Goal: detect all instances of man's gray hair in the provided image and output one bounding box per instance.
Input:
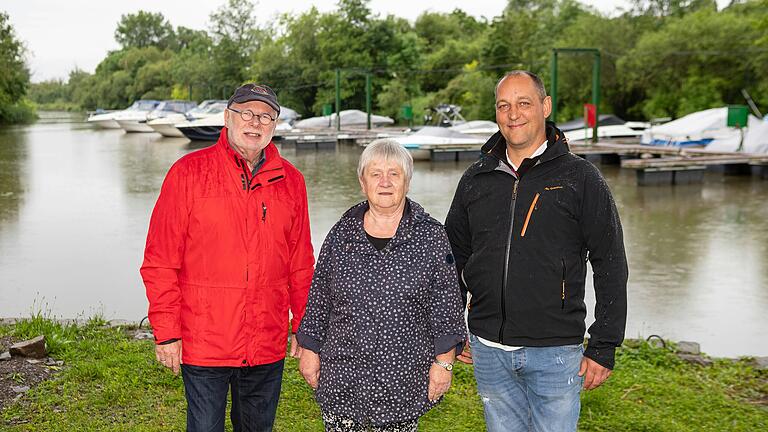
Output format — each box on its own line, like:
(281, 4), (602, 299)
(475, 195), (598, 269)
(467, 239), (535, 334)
(357, 138), (413, 184)
(495, 70), (547, 101)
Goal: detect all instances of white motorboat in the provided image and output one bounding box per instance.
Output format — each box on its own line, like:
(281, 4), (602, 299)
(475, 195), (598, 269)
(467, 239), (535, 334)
(149, 100), (227, 138)
(109, 100), (160, 132)
(86, 109), (122, 129)
(117, 100), (195, 133)
(393, 126), (487, 161)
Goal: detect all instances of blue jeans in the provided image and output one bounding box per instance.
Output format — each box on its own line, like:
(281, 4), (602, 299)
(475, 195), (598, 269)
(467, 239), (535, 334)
(181, 360), (284, 432)
(469, 333), (583, 432)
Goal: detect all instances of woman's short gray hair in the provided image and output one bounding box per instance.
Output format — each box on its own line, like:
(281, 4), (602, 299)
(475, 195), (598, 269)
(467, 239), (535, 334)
(357, 138), (413, 184)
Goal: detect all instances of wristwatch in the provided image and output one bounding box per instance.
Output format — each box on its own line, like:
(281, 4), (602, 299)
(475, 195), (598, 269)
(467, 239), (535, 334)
(434, 360), (453, 371)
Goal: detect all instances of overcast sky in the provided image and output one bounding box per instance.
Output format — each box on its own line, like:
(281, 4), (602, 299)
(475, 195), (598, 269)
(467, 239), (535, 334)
(2, 0), (718, 82)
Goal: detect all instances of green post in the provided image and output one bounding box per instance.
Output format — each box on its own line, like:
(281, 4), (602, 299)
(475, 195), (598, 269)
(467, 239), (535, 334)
(366, 73), (372, 130)
(335, 68), (341, 131)
(592, 52), (601, 144)
(550, 50), (558, 124)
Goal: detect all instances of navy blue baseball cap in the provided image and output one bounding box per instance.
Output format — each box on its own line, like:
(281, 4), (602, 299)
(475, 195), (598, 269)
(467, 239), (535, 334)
(228, 83), (280, 115)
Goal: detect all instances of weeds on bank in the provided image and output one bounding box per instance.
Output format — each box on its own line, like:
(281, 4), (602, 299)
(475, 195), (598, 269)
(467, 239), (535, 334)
(1, 315), (766, 431)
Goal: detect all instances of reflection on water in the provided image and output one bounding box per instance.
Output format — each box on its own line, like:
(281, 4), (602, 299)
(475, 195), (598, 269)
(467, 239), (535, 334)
(0, 113), (766, 358)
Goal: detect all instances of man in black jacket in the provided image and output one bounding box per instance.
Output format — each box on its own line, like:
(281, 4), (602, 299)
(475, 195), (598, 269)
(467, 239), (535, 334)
(445, 70), (628, 432)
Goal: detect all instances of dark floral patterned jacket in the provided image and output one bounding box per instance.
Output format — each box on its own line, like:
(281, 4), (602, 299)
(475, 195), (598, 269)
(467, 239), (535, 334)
(297, 198), (466, 426)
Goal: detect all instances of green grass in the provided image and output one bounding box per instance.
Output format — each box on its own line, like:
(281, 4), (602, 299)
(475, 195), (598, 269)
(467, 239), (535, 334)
(1, 317), (765, 431)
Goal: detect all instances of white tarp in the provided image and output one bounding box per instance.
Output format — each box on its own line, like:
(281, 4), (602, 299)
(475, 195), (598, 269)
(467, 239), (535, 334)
(707, 115), (768, 154)
(393, 126), (485, 149)
(294, 109), (394, 129)
(641, 107), (766, 153)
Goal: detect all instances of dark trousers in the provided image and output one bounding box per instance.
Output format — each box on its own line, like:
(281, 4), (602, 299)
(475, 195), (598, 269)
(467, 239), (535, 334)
(181, 360), (285, 432)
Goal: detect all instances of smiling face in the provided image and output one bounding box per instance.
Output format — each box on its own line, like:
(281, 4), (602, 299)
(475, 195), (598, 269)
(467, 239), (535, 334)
(224, 100), (278, 160)
(359, 158), (408, 212)
(495, 74), (552, 153)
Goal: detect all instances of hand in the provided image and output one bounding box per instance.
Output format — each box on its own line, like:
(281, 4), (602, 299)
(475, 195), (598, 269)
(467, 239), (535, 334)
(578, 356), (612, 390)
(289, 334), (303, 358)
(155, 340), (183, 376)
(428, 362), (453, 402)
(299, 349), (320, 389)
(456, 342), (473, 364)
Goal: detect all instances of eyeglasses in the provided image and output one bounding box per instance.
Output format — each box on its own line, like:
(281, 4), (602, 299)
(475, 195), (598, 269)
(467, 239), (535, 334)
(227, 108), (277, 125)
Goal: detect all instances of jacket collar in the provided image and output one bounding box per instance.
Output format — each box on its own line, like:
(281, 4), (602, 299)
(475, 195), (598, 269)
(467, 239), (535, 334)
(215, 127), (285, 189)
(340, 198), (431, 254)
(476, 122), (570, 175)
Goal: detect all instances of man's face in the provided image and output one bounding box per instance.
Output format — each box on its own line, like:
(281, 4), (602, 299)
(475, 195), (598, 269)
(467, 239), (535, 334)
(495, 75), (552, 150)
(225, 100), (278, 156)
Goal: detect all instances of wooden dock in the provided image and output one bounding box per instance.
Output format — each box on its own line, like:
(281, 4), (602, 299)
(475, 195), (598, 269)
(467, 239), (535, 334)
(569, 142), (768, 185)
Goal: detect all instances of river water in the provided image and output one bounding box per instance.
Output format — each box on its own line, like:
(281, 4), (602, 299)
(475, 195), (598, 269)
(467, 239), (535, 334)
(1, 112), (766, 358)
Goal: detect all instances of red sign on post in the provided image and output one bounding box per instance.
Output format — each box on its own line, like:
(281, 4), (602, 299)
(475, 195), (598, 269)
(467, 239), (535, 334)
(584, 103), (597, 128)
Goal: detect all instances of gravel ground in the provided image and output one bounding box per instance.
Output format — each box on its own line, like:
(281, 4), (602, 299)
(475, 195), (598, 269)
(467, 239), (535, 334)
(0, 336), (57, 409)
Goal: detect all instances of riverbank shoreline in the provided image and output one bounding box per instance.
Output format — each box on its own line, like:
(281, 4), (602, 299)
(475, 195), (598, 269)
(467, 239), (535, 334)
(1, 316), (766, 430)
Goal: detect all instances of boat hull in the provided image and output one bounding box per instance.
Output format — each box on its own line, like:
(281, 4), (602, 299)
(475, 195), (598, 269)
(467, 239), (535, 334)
(150, 123), (185, 138)
(117, 120), (155, 133)
(88, 119), (121, 129)
(178, 125), (223, 141)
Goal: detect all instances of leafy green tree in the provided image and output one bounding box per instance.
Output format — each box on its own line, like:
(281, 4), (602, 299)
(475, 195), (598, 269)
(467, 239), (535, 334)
(432, 61), (497, 121)
(114, 11), (175, 50)
(0, 10), (34, 123)
(208, 0), (260, 96)
(618, 5), (762, 118)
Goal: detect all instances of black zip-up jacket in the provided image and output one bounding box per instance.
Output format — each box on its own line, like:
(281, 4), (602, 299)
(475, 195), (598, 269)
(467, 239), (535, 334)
(445, 123), (628, 369)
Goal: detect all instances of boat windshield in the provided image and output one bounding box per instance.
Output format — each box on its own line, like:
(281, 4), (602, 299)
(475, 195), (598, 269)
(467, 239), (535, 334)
(203, 103), (227, 114)
(132, 100), (160, 111)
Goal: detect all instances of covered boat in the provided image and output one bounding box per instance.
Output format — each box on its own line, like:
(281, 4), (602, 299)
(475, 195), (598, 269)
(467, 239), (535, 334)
(293, 109), (394, 129)
(393, 126), (486, 161)
(641, 107), (765, 152)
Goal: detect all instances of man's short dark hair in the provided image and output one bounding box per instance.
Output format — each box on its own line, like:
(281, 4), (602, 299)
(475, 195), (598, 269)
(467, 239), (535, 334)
(495, 70), (547, 101)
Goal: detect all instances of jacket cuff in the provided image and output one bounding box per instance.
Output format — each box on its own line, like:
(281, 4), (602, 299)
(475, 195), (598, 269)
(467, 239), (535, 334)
(435, 334), (466, 356)
(584, 344), (616, 370)
(296, 332), (323, 354)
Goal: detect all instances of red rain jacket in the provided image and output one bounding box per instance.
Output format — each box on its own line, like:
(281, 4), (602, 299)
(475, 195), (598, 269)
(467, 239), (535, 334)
(141, 128), (314, 367)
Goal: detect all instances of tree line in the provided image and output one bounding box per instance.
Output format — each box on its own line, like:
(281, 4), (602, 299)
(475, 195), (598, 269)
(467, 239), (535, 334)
(4, 0), (768, 125)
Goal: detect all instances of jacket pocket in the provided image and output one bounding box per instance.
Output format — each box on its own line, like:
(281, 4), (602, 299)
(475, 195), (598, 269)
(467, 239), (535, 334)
(520, 193), (541, 237)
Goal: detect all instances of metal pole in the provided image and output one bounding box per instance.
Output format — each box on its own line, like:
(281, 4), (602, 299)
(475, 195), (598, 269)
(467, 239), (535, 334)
(335, 68), (341, 131)
(366, 73), (372, 130)
(550, 50), (558, 123)
(592, 51), (601, 144)
(188, 84), (192, 101)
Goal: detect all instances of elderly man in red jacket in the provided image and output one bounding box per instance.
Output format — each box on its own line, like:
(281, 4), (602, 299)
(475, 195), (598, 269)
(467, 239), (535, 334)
(141, 83), (314, 432)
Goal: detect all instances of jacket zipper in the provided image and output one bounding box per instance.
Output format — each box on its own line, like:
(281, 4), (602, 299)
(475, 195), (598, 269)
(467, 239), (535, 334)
(561, 258), (566, 309)
(520, 192), (540, 237)
(262, 202), (267, 222)
(500, 179), (519, 343)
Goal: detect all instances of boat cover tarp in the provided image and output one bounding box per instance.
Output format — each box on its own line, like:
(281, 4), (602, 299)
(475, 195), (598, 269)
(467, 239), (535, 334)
(557, 114), (625, 131)
(449, 120), (499, 134)
(294, 109), (394, 128)
(641, 107), (766, 152)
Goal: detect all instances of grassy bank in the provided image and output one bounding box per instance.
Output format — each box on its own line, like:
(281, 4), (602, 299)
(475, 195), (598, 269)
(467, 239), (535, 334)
(1, 317), (765, 431)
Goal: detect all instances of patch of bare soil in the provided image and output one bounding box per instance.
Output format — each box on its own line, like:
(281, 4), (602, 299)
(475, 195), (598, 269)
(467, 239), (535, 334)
(0, 336), (59, 409)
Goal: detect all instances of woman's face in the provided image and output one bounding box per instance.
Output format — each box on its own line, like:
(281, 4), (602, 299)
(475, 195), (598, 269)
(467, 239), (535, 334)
(359, 158), (408, 211)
